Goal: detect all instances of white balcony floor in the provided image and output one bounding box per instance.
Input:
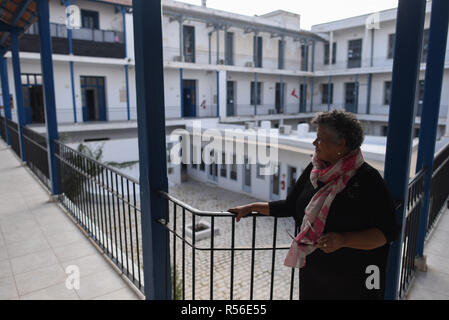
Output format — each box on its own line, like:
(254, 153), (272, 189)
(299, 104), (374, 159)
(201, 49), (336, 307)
(406, 207), (449, 300)
(0, 140), (141, 300)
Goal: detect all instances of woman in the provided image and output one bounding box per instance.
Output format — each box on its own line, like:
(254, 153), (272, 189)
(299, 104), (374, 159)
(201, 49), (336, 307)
(228, 110), (400, 300)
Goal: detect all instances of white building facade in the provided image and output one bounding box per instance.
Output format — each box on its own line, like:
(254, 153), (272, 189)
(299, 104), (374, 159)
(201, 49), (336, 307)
(1, 0), (448, 140)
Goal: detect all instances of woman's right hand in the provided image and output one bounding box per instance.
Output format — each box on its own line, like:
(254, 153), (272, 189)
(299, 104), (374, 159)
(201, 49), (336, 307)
(228, 204), (254, 222)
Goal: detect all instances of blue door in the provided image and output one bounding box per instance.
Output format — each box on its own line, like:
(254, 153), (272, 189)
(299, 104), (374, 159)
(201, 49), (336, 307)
(21, 74), (44, 124)
(345, 82), (358, 113)
(270, 163), (281, 200)
(81, 76), (107, 122)
(182, 80), (196, 117)
(242, 158), (251, 193)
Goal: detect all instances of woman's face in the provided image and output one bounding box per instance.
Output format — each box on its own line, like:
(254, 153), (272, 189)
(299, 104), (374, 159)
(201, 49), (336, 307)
(313, 126), (346, 165)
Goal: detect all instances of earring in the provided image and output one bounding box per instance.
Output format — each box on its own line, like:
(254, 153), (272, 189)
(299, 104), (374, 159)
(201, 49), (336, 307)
(337, 152), (341, 156)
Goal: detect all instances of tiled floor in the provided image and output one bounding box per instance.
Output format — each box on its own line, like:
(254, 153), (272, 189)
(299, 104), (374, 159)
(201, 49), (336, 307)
(406, 207), (449, 300)
(0, 140), (141, 300)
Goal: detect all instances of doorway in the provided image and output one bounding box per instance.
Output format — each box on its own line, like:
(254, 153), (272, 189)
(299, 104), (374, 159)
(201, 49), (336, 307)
(207, 150), (218, 183)
(300, 84), (307, 112)
(270, 163), (281, 200)
(182, 79), (196, 117)
(22, 74), (45, 124)
(287, 166), (297, 195)
(242, 157), (251, 193)
(226, 81), (235, 116)
(275, 82), (285, 114)
(345, 82), (358, 113)
(81, 76), (106, 122)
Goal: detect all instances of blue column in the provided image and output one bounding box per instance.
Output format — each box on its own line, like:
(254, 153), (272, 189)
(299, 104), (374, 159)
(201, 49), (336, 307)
(10, 32), (26, 162)
(280, 75), (284, 114)
(216, 71), (219, 117)
(310, 78), (314, 112)
(311, 40), (315, 72)
(65, 1), (77, 123)
(301, 76), (307, 113)
(132, 0), (171, 300)
(383, 0), (427, 300)
(180, 68), (183, 117)
(254, 72), (258, 115)
(122, 7), (131, 121)
(37, 0), (61, 195)
(0, 54), (11, 145)
(367, 74), (372, 114)
(415, 0), (449, 258)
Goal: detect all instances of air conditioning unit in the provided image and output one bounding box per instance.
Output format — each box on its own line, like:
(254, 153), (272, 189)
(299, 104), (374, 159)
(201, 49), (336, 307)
(245, 121), (256, 130)
(279, 125), (292, 135)
(245, 61), (254, 67)
(173, 56), (182, 62)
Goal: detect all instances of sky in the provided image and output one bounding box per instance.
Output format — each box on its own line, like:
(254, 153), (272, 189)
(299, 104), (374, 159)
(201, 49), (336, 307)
(176, 0), (399, 30)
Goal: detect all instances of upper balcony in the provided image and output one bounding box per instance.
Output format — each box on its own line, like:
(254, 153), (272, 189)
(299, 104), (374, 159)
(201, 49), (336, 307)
(19, 22), (125, 59)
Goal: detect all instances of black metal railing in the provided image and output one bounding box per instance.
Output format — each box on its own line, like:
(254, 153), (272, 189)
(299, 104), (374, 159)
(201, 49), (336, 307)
(7, 118), (20, 158)
(1, 124), (448, 300)
(54, 141), (144, 293)
(159, 191), (301, 300)
(398, 169), (426, 299)
(22, 126), (50, 190)
(428, 142), (449, 232)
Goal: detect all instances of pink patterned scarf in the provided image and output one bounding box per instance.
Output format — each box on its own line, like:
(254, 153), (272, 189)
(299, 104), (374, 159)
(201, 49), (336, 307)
(284, 148), (365, 268)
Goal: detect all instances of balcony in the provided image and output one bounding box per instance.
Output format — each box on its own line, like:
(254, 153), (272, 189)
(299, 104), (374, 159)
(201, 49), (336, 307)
(0, 135), (140, 300)
(19, 23), (125, 59)
(1, 116), (448, 300)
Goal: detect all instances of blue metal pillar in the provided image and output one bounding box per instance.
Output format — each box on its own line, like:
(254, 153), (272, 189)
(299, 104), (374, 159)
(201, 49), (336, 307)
(10, 32), (26, 162)
(65, 0), (77, 123)
(311, 40), (315, 72)
(367, 74), (372, 114)
(383, 0), (427, 300)
(299, 77), (307, 112)
(310, 78), (314, 113)
(37, 0), (61, 195)
(180, 68), (183, 117)
(0, 54), (11, 145)
(415, 0), (449, 258)
(132, 0), (171, 300)
(280, 75), (284, 114)
(254, 72), (258, 115)
(216, 71), (219, 117)
(121, 7), (131, 121)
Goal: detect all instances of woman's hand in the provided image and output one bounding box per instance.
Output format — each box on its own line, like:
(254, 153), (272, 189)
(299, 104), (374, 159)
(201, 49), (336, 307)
(228, 204), (254, 222)
(315, 232), (346, 253)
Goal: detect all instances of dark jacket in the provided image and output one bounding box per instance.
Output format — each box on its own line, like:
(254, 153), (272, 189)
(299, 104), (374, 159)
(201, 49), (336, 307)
(269, 161), (401, 300)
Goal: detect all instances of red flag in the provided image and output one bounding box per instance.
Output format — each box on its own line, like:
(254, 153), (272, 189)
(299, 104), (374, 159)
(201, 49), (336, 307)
(291, 89), (298, 99)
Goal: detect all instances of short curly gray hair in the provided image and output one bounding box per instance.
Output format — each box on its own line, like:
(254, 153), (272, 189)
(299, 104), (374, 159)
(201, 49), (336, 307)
(311, 110), (364, 150)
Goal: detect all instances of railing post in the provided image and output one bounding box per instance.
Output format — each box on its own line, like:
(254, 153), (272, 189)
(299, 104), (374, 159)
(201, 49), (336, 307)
(383, 0), (427, 300)
(0, 54), (11, 145)
(10, 31), (26, 162)
(415, 0), (449, 259)
(37, 0), (61, 196)
(132, 0), (171, 300)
